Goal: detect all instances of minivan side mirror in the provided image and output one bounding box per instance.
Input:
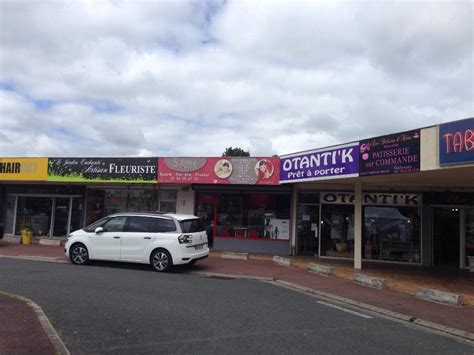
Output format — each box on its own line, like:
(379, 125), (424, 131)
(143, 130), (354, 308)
(95, 227), (104, 234)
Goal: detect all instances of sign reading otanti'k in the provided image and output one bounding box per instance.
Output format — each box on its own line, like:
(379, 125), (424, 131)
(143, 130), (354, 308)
(0, 158), (48, 181)
(279, 143), (359, 183)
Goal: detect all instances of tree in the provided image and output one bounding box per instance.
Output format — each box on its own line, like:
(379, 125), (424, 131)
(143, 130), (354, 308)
(222, 147), (250, 157)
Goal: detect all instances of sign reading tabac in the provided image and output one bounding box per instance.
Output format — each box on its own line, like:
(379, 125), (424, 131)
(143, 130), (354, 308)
(158, 157), (280, 185)
(48, 158), (158, 183)
(0, 158), (48, 181)
(359, 129), (420, 176)
(279, 143), (359, 183)
(439, 118), (474, 165)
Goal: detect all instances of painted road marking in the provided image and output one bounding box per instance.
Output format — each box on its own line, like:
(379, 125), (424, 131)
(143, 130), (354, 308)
(316, 300), (373, 319)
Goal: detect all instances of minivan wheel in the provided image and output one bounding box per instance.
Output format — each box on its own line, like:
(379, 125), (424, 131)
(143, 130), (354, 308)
(70, 244), (89, 265)
(151, 249), (172, 272)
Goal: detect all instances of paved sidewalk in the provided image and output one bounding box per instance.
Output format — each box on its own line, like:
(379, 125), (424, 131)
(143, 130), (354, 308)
(0, 294), (56, 355)
(1, 241), (473, 337)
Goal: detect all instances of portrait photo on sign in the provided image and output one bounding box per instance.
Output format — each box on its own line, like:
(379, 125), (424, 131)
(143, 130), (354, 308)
(214, 159), (233, 179)
(255, 159), (274, 180)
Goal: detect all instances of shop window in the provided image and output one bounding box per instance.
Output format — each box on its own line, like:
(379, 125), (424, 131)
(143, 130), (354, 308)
(4, 195), (16, 235)
(363, 206), (421, 263)
(320, 204), (354, 258)
(197, 192), (291, 241)
(466, 209), (474, 267)
(86, 188), (158, 225)
(159, 189), (177, 213)
(15, 196), (53, 237)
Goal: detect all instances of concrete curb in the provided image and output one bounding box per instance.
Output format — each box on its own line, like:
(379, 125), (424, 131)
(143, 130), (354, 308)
(308, 263), (334, 276)
(39, 238), (64, 246)
(194, 271), (275, 282)
(416, 287), (463, 307)
(2, 236), (21, 244)
(0, 254), (69, 264)
(270, 280), (474, 343)
(273, 255), (293, 267)
(353, 273), (388, 290)
(221, 251), (249, 260)
(0, 291), (70, 355)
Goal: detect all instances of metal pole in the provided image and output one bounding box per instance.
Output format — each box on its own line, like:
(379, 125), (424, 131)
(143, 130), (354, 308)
(354, 181), (362, 269)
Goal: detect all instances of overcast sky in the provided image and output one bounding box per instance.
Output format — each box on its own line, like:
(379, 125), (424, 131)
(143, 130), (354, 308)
(0, 0), (472, 158)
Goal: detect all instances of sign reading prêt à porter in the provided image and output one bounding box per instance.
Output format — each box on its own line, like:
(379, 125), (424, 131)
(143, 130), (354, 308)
(48, 158), (158, 183)
(279, 143), (359, 183)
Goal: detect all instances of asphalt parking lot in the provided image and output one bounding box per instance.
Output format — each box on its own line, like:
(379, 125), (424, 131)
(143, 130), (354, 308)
(0, 258), (472, 354)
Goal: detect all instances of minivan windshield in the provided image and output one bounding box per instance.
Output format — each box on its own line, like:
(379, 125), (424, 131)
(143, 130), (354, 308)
(179, 219), (205, 233)
(83, 217), (110, 233)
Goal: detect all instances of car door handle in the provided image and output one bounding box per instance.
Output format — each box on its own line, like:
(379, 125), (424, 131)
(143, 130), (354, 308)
(143, 237), (152, 240)
(113, 236), (121, 239)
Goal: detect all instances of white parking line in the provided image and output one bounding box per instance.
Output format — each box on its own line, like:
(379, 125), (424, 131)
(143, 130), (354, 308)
(316, 300), (373, 319)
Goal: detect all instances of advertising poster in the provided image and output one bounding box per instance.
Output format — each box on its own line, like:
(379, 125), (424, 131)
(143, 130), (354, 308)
(279, 143), (359, 183)
(47, 157), (158, 183)
(439, 117), (473, 165)
(158, 157), (280, 185)
(0, 158), (48, 181)
(359, 129), (420, 176)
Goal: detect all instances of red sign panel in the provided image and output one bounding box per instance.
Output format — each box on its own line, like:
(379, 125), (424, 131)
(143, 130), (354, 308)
(158, 157), (280, 185)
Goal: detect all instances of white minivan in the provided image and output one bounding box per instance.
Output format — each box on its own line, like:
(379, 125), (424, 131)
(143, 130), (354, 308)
(65, 212), (209, 272)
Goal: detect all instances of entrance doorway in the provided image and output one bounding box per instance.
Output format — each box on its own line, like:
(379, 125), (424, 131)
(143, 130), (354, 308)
(296, 204), (320, 256)
(196, 194), (218, 248)
(433, 207), (460, 267)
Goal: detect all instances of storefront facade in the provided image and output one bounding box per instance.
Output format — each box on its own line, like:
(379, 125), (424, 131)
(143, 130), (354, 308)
(1, 117), (473, 265)
(284, 118), (474, 269)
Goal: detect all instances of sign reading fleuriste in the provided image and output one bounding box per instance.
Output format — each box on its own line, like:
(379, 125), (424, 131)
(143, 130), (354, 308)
(359, 130), (420, 176)
(279, 143), (359, 183)
(439, 118), (474, 165)
(320, 192), (422, 206)
(47, 158), (158, 183)
(158, 157), (280, 185)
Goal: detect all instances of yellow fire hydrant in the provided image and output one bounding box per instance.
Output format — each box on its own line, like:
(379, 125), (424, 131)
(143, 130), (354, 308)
(21, 229), (32, 245)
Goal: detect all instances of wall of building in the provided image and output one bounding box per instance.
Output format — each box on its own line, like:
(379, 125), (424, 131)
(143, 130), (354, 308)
(214, 238), (289, 255)
(421, 126), (439, 171)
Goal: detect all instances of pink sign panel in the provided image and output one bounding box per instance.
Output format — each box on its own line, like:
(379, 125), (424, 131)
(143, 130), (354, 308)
(158, 157), (280, 185)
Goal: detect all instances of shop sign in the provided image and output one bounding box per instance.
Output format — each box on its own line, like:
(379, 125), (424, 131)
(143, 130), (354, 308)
(320, 192), (422, 206)
(0, 158), (48, 181)
(439, 118), (474, 165)
(47, 158), (158, 183)
(359, 129), (420, 176)
(279, 143), (359, 183)
(158, 157), (280, 185)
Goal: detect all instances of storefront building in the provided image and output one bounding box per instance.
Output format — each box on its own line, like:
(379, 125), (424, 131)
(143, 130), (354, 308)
(281, 117), (474, 270)
(1, 117), (472, 266)
(158, 157), (290, 255)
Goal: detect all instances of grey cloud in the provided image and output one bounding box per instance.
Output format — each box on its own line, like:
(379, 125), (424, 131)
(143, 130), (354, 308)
(0, 1), (472, 158)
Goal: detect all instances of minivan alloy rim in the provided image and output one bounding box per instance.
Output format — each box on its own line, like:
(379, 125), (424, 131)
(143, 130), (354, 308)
(153, 252), (168, 270)
(72, 246), (87, 264)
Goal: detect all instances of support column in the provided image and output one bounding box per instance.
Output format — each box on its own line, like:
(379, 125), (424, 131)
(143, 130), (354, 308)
(290, 187), (298, 256)
(460, 208), (466, 269)
(354, 181), (362, 269)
